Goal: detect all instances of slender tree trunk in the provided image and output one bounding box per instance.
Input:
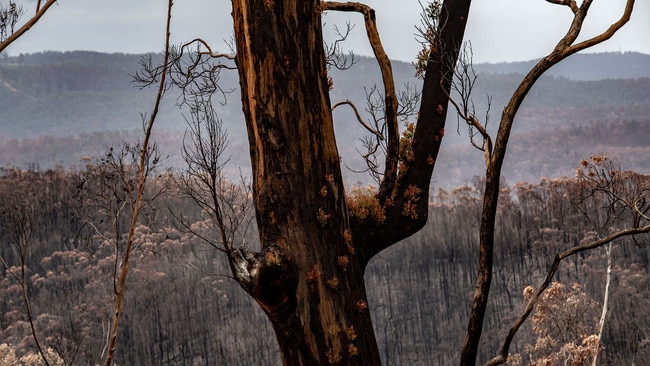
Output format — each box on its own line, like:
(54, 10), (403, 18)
(19, 248), (51, 366)
(463, 1), (635, 362)
(592, 242), (612, 366)
(231, 1), (380, 364)
(104, 2), (173, 364)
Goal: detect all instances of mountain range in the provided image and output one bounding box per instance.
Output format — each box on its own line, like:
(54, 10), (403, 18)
(0, 51), (649, 188)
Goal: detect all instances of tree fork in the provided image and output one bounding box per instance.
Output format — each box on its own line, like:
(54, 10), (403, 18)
(353, 0), (472, 264)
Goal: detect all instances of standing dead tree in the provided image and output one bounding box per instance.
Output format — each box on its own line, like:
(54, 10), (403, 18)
(100, 1), (174, 364)
(215, 1), (473, 364)
(176, 97), (256, 265)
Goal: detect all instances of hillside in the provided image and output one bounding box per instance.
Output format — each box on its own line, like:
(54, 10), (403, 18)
(1, 51), (649, 188)
(1, 168), (648, 364)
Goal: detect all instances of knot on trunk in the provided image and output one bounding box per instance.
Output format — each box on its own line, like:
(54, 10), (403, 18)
(230, 244), (297, 316)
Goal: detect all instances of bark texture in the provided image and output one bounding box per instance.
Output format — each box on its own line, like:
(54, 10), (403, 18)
(231, 1), (379, 364)
(230, 0), (471, 364)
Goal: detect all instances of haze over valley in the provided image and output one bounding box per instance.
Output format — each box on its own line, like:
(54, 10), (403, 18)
(1, 51), (649, 189)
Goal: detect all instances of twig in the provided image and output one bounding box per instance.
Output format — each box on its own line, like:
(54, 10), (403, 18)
(332, 99), (384, 140)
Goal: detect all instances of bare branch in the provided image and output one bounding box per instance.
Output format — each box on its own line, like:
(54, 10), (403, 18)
(175, 95), (256, 288)
(132, 38), (236, 108)
(324, 22), (357, 71)
(564, 0), (634, 56)
(439, 42), (493, 166)
(183, 37), (236, 59)
(350, 83), (421, 181)
(0, 0), (57, 53)
(322, 1), (399, 202)
(352, 85), (389, 182)
(332, 99), (383, 139)
(396, 83), (421, 119)
(546, 0), (579, 14)
(345, 136), (382, 184)
(0, 256), (19, 282)
(441, 76), (492, 166)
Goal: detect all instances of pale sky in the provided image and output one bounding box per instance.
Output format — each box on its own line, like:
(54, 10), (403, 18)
(4, 0), (649, 63)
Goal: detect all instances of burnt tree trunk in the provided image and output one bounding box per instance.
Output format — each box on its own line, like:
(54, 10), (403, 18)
(230, 0), (470, 364)
(231, 1), (380, 364)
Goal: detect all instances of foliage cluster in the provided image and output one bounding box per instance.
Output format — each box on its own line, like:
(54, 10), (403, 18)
(345, 184), (386, 225)
(521, 282), (600, 365)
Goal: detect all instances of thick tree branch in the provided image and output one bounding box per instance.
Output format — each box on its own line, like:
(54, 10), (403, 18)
(0, 0), (57, 53)
(485, 224), (650, 366)
(490, 1), (636, 166)
(564, 0), (634, 56)
(322, 1), (399, 202)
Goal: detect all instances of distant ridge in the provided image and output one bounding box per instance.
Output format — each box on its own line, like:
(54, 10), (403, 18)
(3, 50), (649, 81)
(1, 51), (648, 187)
(474, 51), (650, 80)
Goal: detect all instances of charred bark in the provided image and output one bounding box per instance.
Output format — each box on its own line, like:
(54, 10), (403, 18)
(231, 1), (380, 364)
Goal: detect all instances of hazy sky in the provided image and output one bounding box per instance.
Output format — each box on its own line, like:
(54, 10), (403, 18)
(5, 0), (649, 63)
